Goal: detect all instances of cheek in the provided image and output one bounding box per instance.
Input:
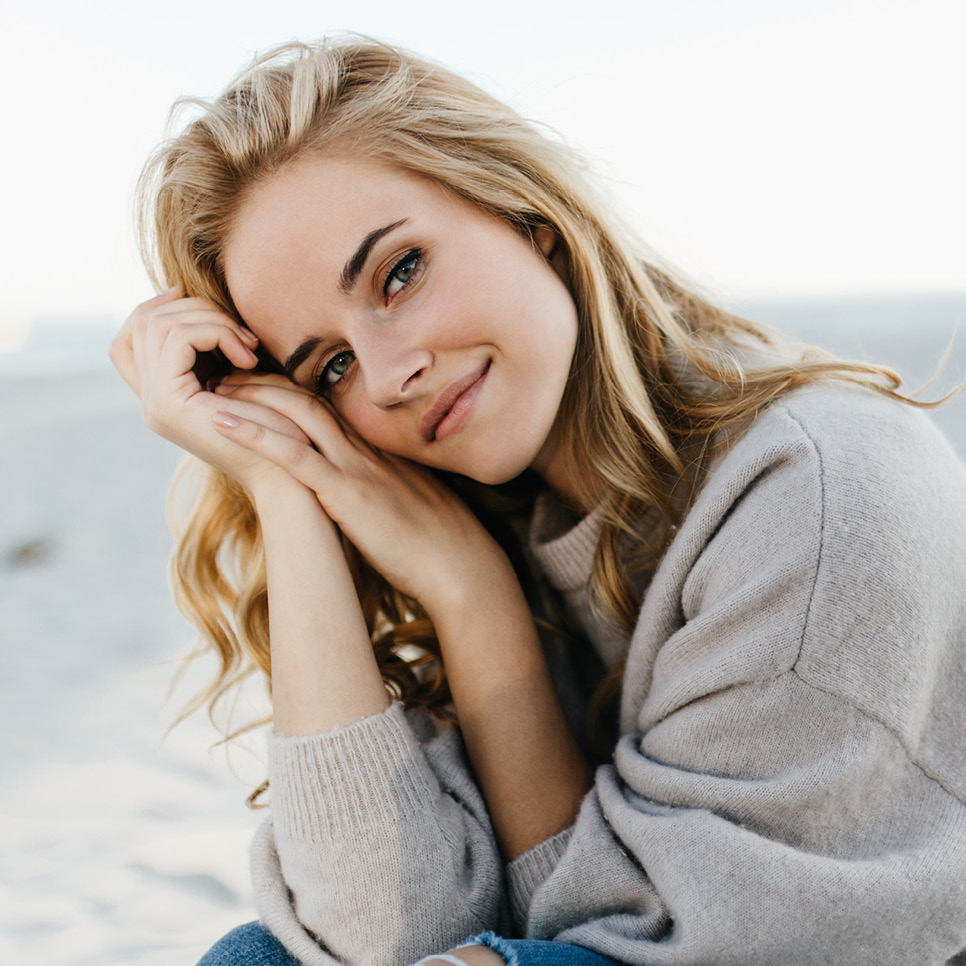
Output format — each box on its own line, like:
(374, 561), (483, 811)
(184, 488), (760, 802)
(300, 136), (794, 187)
(413, 282), (479, 347)
(335, 396), (407, 454)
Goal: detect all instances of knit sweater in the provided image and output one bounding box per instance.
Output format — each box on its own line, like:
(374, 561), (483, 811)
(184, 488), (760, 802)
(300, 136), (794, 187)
(249, 385), (966, 965)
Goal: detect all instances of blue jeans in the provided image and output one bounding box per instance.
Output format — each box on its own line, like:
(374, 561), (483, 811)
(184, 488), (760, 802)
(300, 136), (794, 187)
(196, 923), (622, 966)
(464, 931), (621, 966)
(196, 922), (302, 965)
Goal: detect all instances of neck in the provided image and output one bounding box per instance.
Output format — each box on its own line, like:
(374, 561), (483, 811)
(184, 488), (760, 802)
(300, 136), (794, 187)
(532, 445), (600, 515)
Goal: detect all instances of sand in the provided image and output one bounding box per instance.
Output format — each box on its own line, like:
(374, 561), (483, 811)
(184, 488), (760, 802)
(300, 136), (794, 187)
(0, 367), (264, 964)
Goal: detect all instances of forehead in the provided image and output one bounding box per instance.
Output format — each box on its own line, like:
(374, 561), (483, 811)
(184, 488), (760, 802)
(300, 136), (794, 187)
(223, 155), (441, 312)
(225, 157), (432, 253)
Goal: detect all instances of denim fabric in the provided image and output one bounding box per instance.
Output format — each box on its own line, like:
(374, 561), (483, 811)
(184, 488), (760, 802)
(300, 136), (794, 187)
(463, 931), (621, 966)
(196, 922), (304, 965)
(195, 923), (623, 966)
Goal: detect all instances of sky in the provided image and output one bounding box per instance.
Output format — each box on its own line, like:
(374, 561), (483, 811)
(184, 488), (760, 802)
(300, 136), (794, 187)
(1, 0), (963, 337)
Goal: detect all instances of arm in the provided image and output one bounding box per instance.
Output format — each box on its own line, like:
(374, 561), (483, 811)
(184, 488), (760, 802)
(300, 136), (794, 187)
(247, 477), (584, 962)
(212, 379), (593, 864)
(244, 476), (511, 965)
(250, 476), (513, 964)
(426, 565), (592, 861)
(251, 476), (389, 735)
(516, 394), (966, 963)
(111, 296), (509, 964)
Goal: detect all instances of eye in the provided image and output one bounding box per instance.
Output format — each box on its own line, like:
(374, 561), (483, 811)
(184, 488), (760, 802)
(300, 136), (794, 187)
(315, 350), (356, 394)
(383, 248), (422, 300)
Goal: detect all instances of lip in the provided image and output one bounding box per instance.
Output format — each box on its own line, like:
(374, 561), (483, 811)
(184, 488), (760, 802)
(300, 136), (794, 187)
(418, 360), (491, 442)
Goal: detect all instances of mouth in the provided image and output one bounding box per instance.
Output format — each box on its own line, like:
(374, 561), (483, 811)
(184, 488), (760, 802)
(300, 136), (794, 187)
(418, 360), (491, 443)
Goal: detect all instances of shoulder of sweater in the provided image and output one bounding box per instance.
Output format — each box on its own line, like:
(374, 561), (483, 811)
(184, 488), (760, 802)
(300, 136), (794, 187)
(704, 382), (963, 507)
(687, 382), (966, 617)
(676, 385), (966, 790)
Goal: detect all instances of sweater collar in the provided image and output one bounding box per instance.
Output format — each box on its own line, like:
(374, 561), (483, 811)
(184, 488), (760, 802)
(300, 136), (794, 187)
(528, 493), (606, 593)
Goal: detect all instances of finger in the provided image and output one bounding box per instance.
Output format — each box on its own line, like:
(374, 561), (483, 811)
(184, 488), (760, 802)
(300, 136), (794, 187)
(135, 293), (257, 357)
(212, 409), (338, 492)
(143, 306), (260, 363)
(147, 285), (183, 304)
(211, 382), (353, 456)
(113, 288), (257, 397)
(207, 394), (313, 444)
(109, 288), (182, 394)
(155, 321), (260, 388)
(216, 370), (306, 393)
(108, 321), (140, 394)
(213, 377), (314, 403)
(148, 302), (258, 340)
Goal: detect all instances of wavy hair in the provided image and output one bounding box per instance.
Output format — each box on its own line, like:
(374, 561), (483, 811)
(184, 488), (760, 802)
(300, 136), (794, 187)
(139, 36), (927, 779)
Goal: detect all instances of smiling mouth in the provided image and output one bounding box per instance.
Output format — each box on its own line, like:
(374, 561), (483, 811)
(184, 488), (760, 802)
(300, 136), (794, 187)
(419, 360), (491, 442)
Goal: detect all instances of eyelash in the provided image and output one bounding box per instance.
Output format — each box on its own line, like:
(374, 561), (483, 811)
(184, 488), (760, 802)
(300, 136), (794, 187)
(313, 248), (424, 396)
(383, 248), (422, 301)
(314, 349), (356, 395)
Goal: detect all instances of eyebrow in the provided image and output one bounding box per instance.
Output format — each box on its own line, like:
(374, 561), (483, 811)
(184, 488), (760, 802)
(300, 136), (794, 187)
(284, 336), (323, 382)
(338, 218), (408, 294)
(283, 219), (410, 381)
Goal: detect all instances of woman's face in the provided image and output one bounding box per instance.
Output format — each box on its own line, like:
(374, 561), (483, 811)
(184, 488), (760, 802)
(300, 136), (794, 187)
(223, 155), (579, 488)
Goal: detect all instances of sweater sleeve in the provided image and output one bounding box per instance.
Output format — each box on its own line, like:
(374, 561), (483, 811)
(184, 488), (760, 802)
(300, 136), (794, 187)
(250, 701), (507, 966)
(520, 391), (966, 965)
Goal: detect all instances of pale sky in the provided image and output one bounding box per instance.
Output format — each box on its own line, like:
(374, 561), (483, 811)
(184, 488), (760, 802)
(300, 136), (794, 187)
(1, 0), (963, 332)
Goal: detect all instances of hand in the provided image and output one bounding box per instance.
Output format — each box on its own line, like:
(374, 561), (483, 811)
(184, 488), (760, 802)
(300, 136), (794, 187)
(209, 377), (511, 611)
(109, 289), (312, 493)
(214, 381), (593, 859)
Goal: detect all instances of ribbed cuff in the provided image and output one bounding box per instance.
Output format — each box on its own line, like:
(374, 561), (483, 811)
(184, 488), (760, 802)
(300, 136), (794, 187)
(267, 702), (439, 843)
(505, 825), (573, 929)
(249, 819), (334, 966)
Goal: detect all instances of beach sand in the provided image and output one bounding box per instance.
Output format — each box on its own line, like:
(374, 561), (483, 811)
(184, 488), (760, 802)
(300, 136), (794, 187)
(1, 299), (963, 964)
(0, 369), (265, 964)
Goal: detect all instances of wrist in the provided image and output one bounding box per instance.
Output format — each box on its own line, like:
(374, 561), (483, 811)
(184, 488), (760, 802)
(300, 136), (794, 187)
(416, 534), (523, 627)
(248, 470), (314, 510)
(423, 546), (530, 638)
(249, 473), (343, 545)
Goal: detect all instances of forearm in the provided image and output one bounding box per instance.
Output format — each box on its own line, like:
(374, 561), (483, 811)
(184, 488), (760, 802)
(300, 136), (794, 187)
(428, 559), (593, 861)
(252, 478), (390, 735)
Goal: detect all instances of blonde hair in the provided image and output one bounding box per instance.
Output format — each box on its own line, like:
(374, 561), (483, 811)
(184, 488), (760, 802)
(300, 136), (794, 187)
(140, 36), (922, 773)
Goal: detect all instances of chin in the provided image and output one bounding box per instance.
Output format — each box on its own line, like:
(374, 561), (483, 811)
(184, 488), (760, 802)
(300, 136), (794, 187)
(457, 453), (536, 487)
(465, 469), (520, 487)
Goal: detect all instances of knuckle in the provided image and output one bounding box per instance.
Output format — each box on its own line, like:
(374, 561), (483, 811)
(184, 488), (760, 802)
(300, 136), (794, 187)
(141, 392), (173, 435)
(287, 439), (311, 467)
(132, 313), (151, 340)
(141, 404), (162, 434)
(248, 420), (267, 445)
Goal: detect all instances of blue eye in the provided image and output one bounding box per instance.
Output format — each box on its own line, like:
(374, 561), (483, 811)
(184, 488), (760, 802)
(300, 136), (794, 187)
(384, 249), (421, 299)
(315, 350), (356, 394)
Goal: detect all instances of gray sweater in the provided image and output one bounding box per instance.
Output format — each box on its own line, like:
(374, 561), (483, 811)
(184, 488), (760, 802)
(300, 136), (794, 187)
(250, 385), (966, 965)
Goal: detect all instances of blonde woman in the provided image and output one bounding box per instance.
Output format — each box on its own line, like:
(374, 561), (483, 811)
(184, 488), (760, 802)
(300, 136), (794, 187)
(110, 37), (966, 966)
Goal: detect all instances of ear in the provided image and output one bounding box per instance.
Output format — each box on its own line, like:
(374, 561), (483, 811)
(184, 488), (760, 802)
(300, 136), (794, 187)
(533, 224), (570, 287)
(533, 224), (559, 260)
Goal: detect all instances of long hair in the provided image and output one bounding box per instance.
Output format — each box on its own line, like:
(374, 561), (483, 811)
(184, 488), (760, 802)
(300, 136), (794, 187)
(139, 36), (921, 769)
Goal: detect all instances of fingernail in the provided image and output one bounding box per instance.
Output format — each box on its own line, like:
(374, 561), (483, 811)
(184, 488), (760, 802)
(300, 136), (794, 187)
(214, 383), (238, 395)
(213, 412), (239, 428)
(239, 325), (259, 344)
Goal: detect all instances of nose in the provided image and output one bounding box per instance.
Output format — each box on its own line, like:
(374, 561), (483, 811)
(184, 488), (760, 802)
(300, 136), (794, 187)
(359, 339), (434, 408)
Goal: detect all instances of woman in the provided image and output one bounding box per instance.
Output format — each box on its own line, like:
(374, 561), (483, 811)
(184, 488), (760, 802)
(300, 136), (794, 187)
(110, 36), (966, 966)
